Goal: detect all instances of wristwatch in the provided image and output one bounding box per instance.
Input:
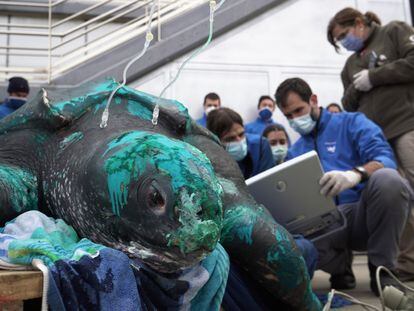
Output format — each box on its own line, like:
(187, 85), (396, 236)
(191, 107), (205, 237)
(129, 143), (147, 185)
(353, 166), (369, 182)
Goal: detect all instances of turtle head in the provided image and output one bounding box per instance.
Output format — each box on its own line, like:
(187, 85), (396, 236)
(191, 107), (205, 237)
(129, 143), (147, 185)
(90, 130), (223, 272)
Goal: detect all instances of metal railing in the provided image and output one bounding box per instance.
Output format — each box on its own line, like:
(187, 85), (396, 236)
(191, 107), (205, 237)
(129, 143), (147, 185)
(0, 0), (206, 84)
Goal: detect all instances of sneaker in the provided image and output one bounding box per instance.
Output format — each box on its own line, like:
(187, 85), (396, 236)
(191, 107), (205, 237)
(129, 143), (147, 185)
(330, 271), (356, 290)
(369, 262), (405, 297)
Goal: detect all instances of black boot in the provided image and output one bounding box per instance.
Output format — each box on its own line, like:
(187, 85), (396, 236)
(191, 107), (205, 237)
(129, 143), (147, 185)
(368, 262), (405, 297)
(330, 249), (356, 290)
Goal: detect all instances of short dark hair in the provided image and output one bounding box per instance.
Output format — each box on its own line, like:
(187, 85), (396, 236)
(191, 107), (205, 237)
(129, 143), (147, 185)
(275, 78), (313, 108)
(206, 107), (243, 139)
(262, 124), (288, 138)
(257, 95), (275, 109)
(327, 103), (343, 112)
(203, 92), (221, 106)
(7, 76), (29, 94)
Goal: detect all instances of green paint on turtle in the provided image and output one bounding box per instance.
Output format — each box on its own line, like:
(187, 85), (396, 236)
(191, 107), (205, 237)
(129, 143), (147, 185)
(167, 189), (221, 254)
(59, 132), (84, 151)
(127, 100), (153, 121)
(0, 165), (38, 213)
(221, 205), (264, 245)
(102, 130), (223, 253)
(103, 130), (222, 211)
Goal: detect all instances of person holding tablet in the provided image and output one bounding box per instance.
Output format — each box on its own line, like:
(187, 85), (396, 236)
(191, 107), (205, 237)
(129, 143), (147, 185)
(275, 77), (412, 296)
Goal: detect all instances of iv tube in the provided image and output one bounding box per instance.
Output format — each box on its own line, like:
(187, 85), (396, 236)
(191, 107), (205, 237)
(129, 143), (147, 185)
(100, 0), (157, 128)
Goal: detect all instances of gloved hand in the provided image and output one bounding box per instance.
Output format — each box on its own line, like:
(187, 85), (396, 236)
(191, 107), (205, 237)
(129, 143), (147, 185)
(353, 69), (373, 91)
(319, 170), (361, 197)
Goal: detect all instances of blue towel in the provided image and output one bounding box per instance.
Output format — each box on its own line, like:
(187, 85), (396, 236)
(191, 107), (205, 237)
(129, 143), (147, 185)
(1, 211), (230, 311)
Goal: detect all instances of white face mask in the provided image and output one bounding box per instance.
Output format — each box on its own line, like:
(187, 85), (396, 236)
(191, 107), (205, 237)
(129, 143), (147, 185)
(224, 138), (248, 161)
(288, 113), (316, 135)
(271, 144), (288, 163)
(205, 106), (217, 115)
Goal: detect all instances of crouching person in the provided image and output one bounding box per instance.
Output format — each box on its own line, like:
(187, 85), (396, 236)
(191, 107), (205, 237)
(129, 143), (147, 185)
(275, 77), (412, 296)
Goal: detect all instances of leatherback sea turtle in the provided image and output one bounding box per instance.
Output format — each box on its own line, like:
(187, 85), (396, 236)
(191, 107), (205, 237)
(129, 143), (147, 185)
(0, 79), (320, 310)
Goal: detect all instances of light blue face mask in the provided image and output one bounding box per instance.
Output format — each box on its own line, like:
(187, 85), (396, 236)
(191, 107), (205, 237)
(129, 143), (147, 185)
(271, 145), (288, 164)
(225, 138), (248, 161)
(288, 113), (316, 135)
(340, 32), (364, 52)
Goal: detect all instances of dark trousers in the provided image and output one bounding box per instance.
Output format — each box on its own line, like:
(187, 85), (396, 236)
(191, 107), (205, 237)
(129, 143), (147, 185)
(315, 168), (412, 274)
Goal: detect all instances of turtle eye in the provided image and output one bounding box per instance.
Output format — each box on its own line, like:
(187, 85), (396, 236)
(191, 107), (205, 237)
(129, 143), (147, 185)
(145, 182), (166, 216)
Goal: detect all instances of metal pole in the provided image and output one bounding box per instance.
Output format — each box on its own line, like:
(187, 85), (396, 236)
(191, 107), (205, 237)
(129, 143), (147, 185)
(158, 0), (161, 41)
(48, 0), (52, 83)
(410, 0), (414, 26)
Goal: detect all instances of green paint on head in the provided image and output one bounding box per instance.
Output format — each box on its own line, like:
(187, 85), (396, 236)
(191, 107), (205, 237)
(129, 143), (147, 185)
(103, 131), (223, 253)
(167, 189), (221, 254)
(0, 165), (38, 213)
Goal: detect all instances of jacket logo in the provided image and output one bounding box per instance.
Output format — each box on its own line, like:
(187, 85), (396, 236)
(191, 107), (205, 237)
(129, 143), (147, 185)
(325, 142), (336, 154)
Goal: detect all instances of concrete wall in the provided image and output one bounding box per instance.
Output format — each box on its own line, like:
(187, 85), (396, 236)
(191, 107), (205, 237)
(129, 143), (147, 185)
(131, 0), (412, 142)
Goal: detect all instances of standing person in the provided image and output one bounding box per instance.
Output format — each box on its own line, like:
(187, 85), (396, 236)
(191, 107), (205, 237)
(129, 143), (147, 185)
(196, 92), (221, 127)
(262, 124), (290, 165)
(327, 7), (414, 279)
(245, 95), (283, 136)
(206, 107), (274, 179)
(0, 77), (30, 119)
(326, 103), (342, 113)
(275, 77), (411, 295)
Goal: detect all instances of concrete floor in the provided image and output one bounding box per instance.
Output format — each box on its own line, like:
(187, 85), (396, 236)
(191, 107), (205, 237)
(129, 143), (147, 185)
(312, 254), (414, 310)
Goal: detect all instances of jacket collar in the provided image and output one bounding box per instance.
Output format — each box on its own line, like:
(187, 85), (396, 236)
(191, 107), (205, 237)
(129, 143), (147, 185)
(255, 117), (274, 124)
(360, 22), (379, 55)
(309, 108), (331, 138)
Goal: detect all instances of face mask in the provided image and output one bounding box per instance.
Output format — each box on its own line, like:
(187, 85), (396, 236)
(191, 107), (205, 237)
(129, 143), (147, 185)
(288, 113), (316, 135)
(225, 138), (248, 161)
(258, 107), (273, 121)
(271, 145), (288, 163)
(6, 97), (27, 109)
(205, 106), (217, 115)
(340, 32), (364, 52)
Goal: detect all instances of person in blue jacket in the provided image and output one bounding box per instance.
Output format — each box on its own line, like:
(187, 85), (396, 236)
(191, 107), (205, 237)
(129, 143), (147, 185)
(275, 77), (412, 296)
(0, 77), (29, 120)
(196, 92), (221, 127)
(245, 95), (283, 136)
(206, 107), (274, 179)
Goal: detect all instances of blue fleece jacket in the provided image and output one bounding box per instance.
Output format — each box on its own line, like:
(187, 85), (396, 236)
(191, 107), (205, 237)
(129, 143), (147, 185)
(286, 109), (396, 204)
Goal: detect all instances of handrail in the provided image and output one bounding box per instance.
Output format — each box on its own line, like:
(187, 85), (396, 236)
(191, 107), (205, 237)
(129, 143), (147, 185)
(0, 0), (207, 83)
(51, 0), (113, 28)
(52, 1), (150, 50)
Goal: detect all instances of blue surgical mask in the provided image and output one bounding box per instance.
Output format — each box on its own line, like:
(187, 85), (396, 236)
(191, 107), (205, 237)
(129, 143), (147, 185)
(225, 138), (248, 161)
(271, 145), (288, 164)
(340, 33), (364, 52)
(258, 107), (273, 121)
(289, 113), (316, 135)
(6, 96), (27, 110)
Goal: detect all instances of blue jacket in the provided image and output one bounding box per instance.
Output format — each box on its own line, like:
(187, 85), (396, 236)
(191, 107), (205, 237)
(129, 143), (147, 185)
(196, 114), (207, 127)
(245, 118), (280, 135)
(0, 98), (26, 119)
(238, 133), (275, 179)
(286, 109), (396, 204)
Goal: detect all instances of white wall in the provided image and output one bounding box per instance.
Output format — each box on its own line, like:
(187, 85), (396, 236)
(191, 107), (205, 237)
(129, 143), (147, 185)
(131, 0), (412, 142)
